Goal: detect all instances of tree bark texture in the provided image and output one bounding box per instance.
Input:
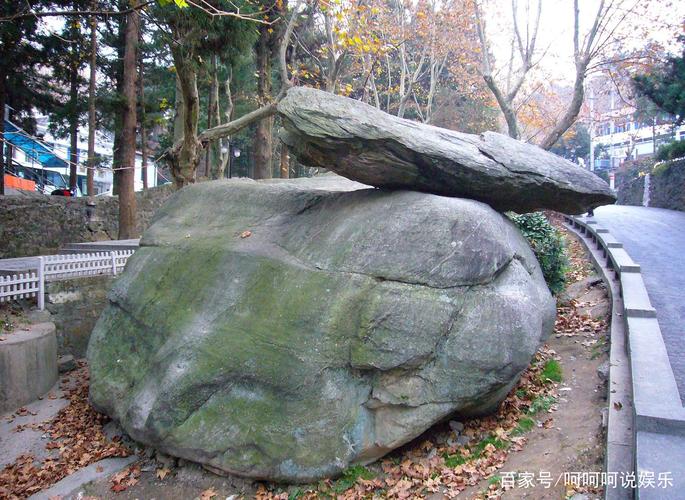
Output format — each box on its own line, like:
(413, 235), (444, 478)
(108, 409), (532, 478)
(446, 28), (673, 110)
(118, 0), (139, 239)
(139, 53), (148, 189)
(87, 5), (97, 196)
(253, 25), (273, 180)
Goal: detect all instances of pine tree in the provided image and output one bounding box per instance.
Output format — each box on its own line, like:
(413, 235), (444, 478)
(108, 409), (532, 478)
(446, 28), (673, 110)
(634, 38), (685, 125)
(0, 3), (58, 194)
(43, 2), (91, 192)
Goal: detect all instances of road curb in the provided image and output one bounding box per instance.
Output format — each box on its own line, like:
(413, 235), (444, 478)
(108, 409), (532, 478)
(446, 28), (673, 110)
(564, 219), (633, 500)
(565, 215), (685, 499)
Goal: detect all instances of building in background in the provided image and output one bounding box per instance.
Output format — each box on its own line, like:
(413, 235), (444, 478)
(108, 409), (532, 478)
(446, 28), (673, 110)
(3, 110), (164, 196)
(588, 77), (685, 179)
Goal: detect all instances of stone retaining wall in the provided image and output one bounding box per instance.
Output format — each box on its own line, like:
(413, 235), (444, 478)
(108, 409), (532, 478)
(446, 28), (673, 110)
(0, 185), (174, 259)
(616, 171), (645, 206)
(616, 160), (685, 212)
(45, 276), (114, 358)
(650, 160), (685, 212)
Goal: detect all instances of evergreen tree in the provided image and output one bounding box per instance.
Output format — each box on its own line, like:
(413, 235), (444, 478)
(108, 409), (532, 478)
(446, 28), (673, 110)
(43, 2), (91, 191)
(0, 3), (58, 194)
(634, 38), (685, 125)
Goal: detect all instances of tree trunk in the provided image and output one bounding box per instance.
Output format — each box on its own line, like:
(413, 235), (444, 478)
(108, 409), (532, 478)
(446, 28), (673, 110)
(483, 75), (519, 139)
(118, 0), (139, 239)
(205, 54), (220, 179)
(539, 60), (587, 150)
(86, 4), (97, 196)
(253, 25), (273, 180)
(173, 74), (183, 144)
(139, 54), (148, 189)
(111, 12), (126, 196)
(168, 43), (200, 187)
(280, 143), (289, 178)
(215, 71), (233, 179)
(69, 47), (79, 192)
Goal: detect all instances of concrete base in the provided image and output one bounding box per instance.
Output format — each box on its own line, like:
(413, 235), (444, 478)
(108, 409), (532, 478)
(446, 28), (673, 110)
(0, 379), (68, 469)
(635, 431), (685, 499)
(0, 322), (58, 414)
(28, 456), (137, 500)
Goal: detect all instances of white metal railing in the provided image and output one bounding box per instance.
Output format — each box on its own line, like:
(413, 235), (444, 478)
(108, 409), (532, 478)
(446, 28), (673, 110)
(0, 271), (43, 309)
(0, 250), (134, 310)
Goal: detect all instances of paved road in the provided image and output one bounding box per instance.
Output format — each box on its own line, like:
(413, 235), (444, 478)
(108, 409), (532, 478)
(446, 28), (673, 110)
(593, 205), (685, 404)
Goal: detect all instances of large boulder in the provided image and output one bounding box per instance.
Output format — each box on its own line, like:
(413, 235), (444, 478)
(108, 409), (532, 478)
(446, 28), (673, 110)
(87, 176), (556, 482)
(278, 87), (615, 214)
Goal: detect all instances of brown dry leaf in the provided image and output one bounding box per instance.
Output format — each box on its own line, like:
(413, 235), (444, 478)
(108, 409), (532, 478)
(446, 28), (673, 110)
(156, 466), (171, 480)
(111, 483), (128, 493)
(614, 401), (623, 410)
(240, 230), (252, 238)
(200, 487), (218, 500)
(110, 469), (129, 484)
(0, 366), (131, 498)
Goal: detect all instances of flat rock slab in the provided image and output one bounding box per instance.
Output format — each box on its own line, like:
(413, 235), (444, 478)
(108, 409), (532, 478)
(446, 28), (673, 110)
(278, 87), (616, 214)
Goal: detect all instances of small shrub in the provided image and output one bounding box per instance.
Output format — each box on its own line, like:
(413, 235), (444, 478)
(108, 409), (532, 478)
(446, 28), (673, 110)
(655, 141), (685, 162)
(508, 212), (569, 295)
(540, 359), (563, 383)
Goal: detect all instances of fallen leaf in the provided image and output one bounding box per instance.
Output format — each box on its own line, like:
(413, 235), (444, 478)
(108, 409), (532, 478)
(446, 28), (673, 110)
(614, 401), (623, 410)
(240, 230), (252, 238)
(200, 487), (218, 500)
(156, 466), (171, 480)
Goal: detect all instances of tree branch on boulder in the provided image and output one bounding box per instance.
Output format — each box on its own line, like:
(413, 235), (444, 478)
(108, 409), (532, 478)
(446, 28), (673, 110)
(162, 0), (302, 187)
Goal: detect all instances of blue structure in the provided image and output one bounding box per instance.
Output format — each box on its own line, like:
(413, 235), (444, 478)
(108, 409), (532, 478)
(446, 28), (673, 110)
(3, 119), (68, 170)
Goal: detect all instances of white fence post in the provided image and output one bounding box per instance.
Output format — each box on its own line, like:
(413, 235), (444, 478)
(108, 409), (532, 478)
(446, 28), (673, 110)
(0, 249), (134, 306)
(37, 256), (45, 310)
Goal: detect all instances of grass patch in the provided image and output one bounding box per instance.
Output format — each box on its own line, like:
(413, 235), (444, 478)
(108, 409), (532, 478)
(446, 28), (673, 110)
(472, 435), (508, 455)
(443, 435), (509, 468)
(590, 337), (608, 360)
(332, 465), (375, 493)
(489, 475), (502, 486)
(512, 416), (535, 436)
(540, 359), (562, 383)
(443, 452), (468, 468)
(527, 395), (557, 415)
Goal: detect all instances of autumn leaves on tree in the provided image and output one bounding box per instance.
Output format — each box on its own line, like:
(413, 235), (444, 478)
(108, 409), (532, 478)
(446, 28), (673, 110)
(1, 0), (679, 232)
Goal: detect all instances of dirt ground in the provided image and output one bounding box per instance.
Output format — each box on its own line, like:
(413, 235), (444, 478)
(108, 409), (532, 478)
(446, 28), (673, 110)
(462, 225), (610, 500)
(1, 224), (611, 500)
